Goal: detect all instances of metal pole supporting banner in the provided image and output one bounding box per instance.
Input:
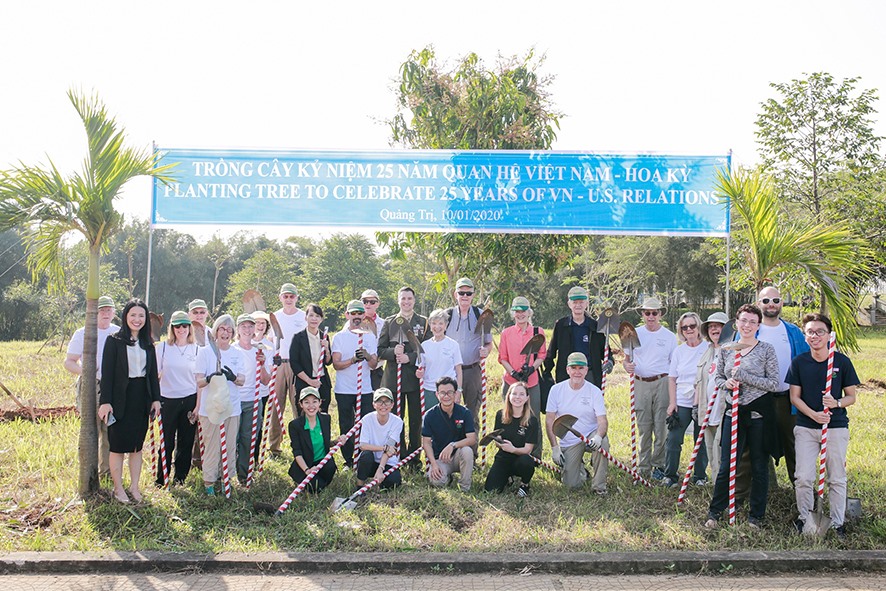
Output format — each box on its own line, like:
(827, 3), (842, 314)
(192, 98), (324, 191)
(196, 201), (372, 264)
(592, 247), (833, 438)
(145, 141), (157, 307)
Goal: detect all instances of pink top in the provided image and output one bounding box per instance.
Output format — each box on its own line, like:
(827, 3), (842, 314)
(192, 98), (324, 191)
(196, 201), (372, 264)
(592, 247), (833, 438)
(498, 323), (547, 388)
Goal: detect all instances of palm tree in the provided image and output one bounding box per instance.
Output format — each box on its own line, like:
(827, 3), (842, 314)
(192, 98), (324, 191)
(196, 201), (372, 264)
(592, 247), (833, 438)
(717, 168), (873, 351)
(0, 89), (174, 495)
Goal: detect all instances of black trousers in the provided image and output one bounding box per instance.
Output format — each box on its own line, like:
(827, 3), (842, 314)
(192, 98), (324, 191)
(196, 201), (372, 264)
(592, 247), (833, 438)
(157, 394), (197, 485)
(484, 453), (536, 492)
(335, 392), (374, 467)
(394, 388), (422, 464)
(356, 450), (402, 489)
(288, 456), (337, 493)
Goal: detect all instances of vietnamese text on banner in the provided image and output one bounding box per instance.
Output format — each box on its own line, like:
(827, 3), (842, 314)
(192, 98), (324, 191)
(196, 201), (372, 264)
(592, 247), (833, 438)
(151, 149), (731, 236)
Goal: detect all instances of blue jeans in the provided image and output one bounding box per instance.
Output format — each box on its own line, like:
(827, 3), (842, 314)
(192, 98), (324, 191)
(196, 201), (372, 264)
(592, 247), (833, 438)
(665, 405), (707, 481)
(708, 413), (769, 521)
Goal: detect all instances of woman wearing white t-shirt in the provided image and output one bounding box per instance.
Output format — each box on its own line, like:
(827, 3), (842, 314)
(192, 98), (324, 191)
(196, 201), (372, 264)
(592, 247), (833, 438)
(155, 311), (200, 486)
(663, 312), (709, 487)
(415, 309), (463, 411)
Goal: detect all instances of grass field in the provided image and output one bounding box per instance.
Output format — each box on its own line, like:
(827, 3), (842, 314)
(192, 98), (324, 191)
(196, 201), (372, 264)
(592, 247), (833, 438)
(1, 330), (884, 553)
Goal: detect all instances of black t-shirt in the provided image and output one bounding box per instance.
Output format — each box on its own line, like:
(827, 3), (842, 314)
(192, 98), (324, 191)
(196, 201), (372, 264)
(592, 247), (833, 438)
(786, 351), (860, 430)
(493, 409), (540, 459)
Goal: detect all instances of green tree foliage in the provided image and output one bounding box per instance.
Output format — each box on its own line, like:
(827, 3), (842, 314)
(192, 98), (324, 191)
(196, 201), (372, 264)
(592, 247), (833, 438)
(223, 246), (306, 314)
(303, 233), (391, 328)
(717, 168), (873, 350)
(0, 90), (174, 495)
(378, 46), (582, 297)
(756, 72), (882, 220)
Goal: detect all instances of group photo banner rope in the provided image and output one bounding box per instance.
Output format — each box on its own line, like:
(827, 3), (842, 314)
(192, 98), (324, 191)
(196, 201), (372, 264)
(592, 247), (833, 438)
(152, 149), (731, 236)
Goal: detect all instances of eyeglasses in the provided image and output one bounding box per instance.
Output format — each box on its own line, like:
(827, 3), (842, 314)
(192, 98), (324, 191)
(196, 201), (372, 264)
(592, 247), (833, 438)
(375, 398), (393, 405)
(457, 291), (474, 297)
(437, 389), (456, 397)
(737, 318), (759, 325)
(760, 298), (781, 305)
(347, 311), (364, 316)
(680, 323), (697, 331)
(642, 310), (660, 317)
(362, 299), (378, 305)
(805, 329), (828, 337)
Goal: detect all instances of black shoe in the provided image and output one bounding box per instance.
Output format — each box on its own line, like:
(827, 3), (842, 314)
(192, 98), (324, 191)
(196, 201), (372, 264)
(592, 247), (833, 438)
(516, 484), (530, 498)
(831, 524), (847, 539)
(792, 518), (805, 534)
(748, 516), (763, 529)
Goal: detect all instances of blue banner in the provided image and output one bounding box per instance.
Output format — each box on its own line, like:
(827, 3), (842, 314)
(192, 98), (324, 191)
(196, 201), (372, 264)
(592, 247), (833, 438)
(152, 149), (730, 236)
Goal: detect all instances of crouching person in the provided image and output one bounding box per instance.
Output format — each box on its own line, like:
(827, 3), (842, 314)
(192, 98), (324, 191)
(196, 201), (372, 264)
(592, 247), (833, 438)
(545, 352), (610, 494)
(356, 388), (405, 489)
(422, 376), (477, 491)
(484, 381), (539, 497)
(288, 387), (337, 492)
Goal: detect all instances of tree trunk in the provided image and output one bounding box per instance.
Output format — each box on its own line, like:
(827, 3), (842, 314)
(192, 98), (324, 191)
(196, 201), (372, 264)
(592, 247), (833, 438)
(78, 247), (101, 496)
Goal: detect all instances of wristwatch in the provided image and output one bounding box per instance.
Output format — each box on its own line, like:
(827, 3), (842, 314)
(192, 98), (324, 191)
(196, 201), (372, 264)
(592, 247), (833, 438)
(837, 399), (842, 408)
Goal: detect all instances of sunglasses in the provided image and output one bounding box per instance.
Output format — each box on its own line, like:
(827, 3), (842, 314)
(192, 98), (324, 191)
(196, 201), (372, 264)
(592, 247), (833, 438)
(362, 299), (378, 305)
(680, 323), (697, 331)
(760, 297), (781, 305)
(457, 291), (474, 297)
(173, 324), (190, 329)
(642, 310), (660, 317)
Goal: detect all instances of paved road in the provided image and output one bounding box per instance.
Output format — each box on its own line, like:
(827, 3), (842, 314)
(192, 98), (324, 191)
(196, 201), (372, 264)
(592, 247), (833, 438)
(2, 574), (884, 591)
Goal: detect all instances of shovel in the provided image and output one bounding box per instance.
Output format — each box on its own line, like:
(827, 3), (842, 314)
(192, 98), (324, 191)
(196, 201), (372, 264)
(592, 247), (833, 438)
(552, 414), (652, 487)
(618, 321), (641, 471)
(479, 429), (562, 474)
(331, 447), (423, 512)
(596, 307), (620, 394)
(718, 320), (736, 346)
(242, 289), (266, 314)
(805, 332), (837, 537)
(354, 317), (377, 337)
(192, 320), (206, 347)
(149, 312), (164, 344)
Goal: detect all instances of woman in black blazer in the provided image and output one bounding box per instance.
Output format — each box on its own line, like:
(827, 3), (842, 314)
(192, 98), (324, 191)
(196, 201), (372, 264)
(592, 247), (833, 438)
(98, 299), (161, 504)
(288, 387), (336, 492)
(289, 303), (332, 413)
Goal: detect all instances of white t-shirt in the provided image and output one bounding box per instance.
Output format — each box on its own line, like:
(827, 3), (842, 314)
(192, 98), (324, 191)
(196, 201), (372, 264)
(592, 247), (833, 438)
(669, 341), (709, 407)
(633, 325), (677, 377)
(273, 307), (307, 360)
(234, 342), (273, 403)
(252, 337), (274, 398)
(196, 345), (247, 418)
(756, 322), (791, 391)
(67, 324), (120, 379)
(545, 380), (607, 448)
(420, 335), (463, 387)
(156, 341), (199, 398)
(359, 411), (403, 466)
(331, 329), (378, 394)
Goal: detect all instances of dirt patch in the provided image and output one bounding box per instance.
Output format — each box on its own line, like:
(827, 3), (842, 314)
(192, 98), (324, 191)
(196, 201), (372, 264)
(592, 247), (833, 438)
(863, 379), (886, 392)
(0, 497), (77, 534)
(0, 405), (78, 422)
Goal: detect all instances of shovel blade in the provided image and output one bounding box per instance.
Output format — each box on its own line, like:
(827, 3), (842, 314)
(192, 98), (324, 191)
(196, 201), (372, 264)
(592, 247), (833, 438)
(552, 414), (579, 440)
(718, 321), (736, 346)
(804, 512), (831, 537)
(242, 289), (266, 314)
(618, 321), (641, 350)
(479, 428), (505, 447)
(520, 333), (546, 356)
(474, 308), (495, 335)
(331, 496), (358, 512)
(269, 313), (284, 347)
(596, 308), (620, 334)
(405, 328), (424, 355)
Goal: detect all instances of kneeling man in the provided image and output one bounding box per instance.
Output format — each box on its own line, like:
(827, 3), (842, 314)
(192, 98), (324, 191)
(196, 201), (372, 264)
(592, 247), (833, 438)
(422, 376), (477, 491)
(546, 352), (610, 493)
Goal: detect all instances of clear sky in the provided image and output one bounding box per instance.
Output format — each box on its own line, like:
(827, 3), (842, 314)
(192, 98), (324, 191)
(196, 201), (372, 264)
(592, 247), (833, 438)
(2, 0), (884, 239)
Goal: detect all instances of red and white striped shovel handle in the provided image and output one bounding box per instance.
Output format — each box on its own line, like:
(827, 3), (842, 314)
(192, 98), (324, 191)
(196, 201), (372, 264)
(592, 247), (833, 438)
(676, 386), (718, 506)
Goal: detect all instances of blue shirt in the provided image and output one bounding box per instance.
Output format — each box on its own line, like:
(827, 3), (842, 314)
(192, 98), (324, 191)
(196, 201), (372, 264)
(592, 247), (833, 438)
(570, 317), (592, 360)
(421, 403), (475, 459)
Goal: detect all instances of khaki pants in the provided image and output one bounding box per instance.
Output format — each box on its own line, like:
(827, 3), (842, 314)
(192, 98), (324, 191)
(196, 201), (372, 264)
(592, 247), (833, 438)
(562, 435), (609, 491)
(634, 376), (668, 474)
(198, 415), (239, 485)
(268, 361), (295, 454)
(428, 446), (474, 491)
(795, 425), (849, 527)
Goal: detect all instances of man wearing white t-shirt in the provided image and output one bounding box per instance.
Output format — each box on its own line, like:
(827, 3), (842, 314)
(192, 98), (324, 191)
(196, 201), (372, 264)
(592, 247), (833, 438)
(355, 388), (405, 489)
(332, 300), (379, 468)
(755, 285), (809, 486)
(268, 282), (308, 457)
(622, 297), (677, 480)
(546, 352), (609, 492)
(64, 295), (119, 476)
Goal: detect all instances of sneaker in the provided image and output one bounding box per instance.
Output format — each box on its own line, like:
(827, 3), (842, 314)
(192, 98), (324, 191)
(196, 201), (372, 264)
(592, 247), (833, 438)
(748, 516), (763, 529)
(693, 477), (708, 486)
(517, 484), (530, 498)
(205, 485), (215, 496)
(831, 524), (847, 539)
(651, 468), (665, 481)
(792, 518), (805, 534)
(704, 518), (718, 529)
(593, 488), (608, 496)
(662, 477), (678, 488)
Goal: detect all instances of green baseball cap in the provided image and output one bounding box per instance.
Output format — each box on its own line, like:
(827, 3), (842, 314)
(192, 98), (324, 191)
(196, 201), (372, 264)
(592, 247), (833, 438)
(346, 300), (365, 313)
(97, 295), (115, 309)
(566, 352), (588, 367)
(510, 296), (530, 311)
(236, 313), (255, 326)
(455, 278), (474, 290)
(170, 310), (191, 326)
(567, 286), (589, 300)
(280, 283), (299, 296)
(373, 387), (394, 402)
(188, 298), (208, 311)
(299, 386), (321, 401)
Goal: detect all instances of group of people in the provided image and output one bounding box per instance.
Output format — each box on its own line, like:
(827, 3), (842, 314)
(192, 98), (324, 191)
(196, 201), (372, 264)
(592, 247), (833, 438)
(65, 282), (858, 536)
